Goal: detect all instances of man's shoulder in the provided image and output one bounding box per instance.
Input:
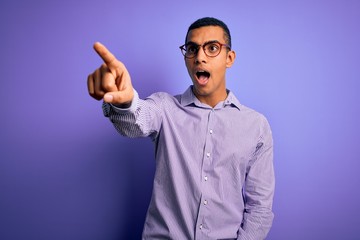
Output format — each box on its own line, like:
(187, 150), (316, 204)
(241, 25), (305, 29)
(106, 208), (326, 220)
(146, 87), (192, 106)
(142, 91), (183, 109)
(146, 91), (180, 101)
(235, 101), (270, 126)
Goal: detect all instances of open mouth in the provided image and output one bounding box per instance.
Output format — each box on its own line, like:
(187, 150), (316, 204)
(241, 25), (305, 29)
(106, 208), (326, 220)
(196, 71), (210, 85)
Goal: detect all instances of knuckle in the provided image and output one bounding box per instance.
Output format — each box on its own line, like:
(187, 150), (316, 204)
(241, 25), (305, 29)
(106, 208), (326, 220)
(87, 74), (94, 83)
(102, 81), (114, 91)
(89, 92), (101, 101)
(101, 74), (116, 90)
(100, 63), (108, 71)
(94, 87), (105, 96)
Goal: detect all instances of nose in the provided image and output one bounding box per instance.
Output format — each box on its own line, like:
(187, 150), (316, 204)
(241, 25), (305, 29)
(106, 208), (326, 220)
(195, 46), (207, 64)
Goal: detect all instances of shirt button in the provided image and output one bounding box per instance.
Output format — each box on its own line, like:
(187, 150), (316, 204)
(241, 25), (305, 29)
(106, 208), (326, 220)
(204, 176), (208, 181)
(209, 129), (213, 134)
(206, 152), (210, 157)
(204, 200), (208, 205)
(199, 224), (203, 230)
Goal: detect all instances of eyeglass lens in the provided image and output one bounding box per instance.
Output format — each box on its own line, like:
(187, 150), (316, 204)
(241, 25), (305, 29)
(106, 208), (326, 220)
(185, 42), (222, 58)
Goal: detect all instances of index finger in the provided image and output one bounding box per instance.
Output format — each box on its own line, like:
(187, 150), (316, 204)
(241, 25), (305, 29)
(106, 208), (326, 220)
(93, 42), (117, 66)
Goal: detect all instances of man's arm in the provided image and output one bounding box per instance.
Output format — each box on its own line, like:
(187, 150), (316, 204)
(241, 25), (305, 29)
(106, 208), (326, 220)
(87, 42), (162, 138)
(237, 116), (275, 240)
(102, 91), (162, 139)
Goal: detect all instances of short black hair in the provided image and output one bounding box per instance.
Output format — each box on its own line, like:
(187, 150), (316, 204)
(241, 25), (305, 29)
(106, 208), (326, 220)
(185, 17), (232, 49)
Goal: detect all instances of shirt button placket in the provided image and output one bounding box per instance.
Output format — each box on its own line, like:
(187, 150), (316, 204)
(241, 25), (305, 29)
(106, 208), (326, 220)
(198, 109), (213, 237)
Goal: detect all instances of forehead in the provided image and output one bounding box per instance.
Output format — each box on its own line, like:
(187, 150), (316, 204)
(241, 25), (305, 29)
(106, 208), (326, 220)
(186, 26), (225, 44)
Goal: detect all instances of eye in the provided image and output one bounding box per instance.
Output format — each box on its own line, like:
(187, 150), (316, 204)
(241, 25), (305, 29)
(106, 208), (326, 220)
(186, 44), (198, 53)
(206, 43), (220, 53)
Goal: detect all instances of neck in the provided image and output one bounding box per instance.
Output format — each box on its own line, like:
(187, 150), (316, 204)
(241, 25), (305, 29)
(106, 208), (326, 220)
(193, 88), (228, 108)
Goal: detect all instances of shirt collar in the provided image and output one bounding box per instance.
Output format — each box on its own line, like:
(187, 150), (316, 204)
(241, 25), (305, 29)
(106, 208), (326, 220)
(180, 86), (242, 110)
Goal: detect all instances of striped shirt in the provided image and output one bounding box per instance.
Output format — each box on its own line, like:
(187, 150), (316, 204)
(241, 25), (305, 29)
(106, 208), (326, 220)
(103, 86), (275, 240)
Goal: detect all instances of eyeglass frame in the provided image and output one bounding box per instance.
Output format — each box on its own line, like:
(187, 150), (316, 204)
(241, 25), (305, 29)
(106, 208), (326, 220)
(179, 40), (231, 59)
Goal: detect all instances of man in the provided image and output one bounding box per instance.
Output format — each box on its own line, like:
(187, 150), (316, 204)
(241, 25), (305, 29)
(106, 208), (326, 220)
(87, 17), (274, 240)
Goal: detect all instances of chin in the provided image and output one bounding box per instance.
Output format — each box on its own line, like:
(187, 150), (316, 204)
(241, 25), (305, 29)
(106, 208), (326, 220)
(193, 85), (210, 96)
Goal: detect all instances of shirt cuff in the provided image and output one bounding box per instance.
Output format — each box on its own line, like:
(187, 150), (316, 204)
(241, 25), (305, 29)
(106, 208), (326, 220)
(102, 90), (139, 117)
(111, 89), (139, 112)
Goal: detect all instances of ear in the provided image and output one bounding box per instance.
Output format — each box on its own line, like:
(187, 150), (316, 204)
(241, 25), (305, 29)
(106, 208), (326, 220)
(226, 50), (236, 68)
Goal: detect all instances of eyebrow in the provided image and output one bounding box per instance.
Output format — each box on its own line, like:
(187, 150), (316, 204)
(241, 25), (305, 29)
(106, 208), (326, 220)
(185, 40), (220, 46)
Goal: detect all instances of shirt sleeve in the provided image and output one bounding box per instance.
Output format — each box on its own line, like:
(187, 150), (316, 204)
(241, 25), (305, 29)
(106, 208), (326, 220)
(237, 115), (275, 240)
(102, 89), (163, 139)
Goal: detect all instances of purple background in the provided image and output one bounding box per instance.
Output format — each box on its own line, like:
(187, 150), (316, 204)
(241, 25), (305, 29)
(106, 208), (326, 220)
(1, 0), (359, 239)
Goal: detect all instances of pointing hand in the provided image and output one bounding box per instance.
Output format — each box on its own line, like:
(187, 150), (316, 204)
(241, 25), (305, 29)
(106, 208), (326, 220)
(87, 42), (134, 106)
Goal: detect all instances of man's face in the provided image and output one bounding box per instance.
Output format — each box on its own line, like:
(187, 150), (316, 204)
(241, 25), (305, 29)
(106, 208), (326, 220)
(185, 26), (235, 106)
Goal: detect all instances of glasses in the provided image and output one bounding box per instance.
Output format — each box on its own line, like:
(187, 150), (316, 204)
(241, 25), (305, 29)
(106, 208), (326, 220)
(179, 41), (230, 58)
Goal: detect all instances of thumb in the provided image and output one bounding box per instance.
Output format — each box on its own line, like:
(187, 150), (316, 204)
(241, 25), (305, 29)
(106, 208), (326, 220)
(103, 89), (134, 106)
(103, 93), (115, 103)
